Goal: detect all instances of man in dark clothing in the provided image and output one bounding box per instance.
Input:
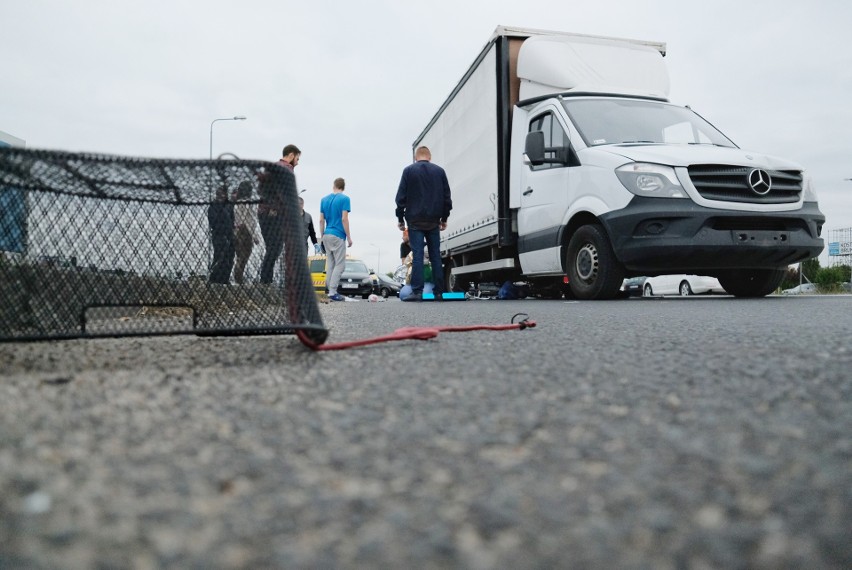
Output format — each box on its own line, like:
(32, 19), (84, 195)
(394, 146), (452, 302)
(207, 186), (235, 284)
(258, 144), (300, 283)
(300, 197), (321, 256)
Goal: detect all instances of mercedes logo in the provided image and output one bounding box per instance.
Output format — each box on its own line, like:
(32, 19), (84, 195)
(748, 169), (772, 195)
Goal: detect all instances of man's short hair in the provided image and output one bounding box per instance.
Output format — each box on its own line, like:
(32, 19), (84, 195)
(333, 177), (345, 190)
(415, 146), (431, 160)
(282, 144), (301, 157)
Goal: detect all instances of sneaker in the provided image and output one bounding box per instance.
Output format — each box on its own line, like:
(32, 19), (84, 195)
(402, 292), (423, 302)
(328, 294), (346, 302)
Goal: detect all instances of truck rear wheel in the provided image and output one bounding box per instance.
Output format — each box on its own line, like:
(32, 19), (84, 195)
(565, 224), (624, 300)
(443, 258), (462, 292)
(717, 268), (785, 297)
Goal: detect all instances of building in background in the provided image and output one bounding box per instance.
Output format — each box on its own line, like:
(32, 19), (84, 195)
(826, 227), (852, 268)
(0, 130), (27, 254)
(0, 130), (25, 147)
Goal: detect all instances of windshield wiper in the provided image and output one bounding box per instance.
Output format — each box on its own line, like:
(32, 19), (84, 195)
(620, 140), (657, 144)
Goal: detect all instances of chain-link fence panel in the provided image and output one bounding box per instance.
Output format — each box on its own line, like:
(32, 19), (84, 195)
(0, 148), (327, 344)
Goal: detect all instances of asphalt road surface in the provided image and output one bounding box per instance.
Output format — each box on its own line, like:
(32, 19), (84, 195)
(1, 295), (849, 568)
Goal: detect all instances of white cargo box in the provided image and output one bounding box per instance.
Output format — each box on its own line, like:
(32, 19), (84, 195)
(518, 34), (669, 100)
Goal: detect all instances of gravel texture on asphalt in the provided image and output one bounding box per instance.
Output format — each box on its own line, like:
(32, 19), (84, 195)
(0, 296), (850, 568)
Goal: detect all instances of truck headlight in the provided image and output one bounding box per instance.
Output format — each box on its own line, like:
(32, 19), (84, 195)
(616, 163), (687, 198)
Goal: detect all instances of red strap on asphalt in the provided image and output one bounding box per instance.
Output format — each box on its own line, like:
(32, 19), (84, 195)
(297, 313), (536, 351)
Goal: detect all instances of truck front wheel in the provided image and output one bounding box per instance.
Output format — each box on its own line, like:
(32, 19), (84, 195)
(565, 224), (624, 300)
(717, 268), (785, 297)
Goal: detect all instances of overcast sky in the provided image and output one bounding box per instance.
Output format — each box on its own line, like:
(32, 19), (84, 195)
(2, 0), (850, 272)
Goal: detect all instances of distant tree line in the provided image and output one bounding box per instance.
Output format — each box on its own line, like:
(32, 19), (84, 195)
(781, 258), (851, 291)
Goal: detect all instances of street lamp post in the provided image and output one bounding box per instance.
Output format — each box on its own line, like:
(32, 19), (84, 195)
(206, 116), (246, 276)
(845, 179), (852, 284)
(369, 243), (381, 275)
(209, 116), (247, 159)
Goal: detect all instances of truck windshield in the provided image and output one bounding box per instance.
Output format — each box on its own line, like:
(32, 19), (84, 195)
(561, 98), (737, 148)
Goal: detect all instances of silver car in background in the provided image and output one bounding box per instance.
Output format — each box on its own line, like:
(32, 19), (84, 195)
(642, 274), (726, 297)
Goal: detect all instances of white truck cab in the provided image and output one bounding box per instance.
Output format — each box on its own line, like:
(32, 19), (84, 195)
(417, 27), (824, 299)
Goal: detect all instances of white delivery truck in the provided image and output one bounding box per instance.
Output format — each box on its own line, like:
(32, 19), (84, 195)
(415, 26), (825, 299)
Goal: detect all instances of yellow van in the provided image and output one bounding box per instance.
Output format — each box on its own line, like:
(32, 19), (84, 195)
(307, 254), (328, 292)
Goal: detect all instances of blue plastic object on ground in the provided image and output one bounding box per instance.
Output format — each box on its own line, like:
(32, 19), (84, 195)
(423, 292), (466, 301)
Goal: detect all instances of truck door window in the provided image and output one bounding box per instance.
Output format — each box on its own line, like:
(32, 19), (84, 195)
(528, 112), (570, 171)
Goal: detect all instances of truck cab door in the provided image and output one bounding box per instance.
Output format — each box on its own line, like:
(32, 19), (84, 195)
(518, 108), (574, 274)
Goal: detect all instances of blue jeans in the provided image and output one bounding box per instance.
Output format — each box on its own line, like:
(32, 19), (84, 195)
(408, 227), (443, 294)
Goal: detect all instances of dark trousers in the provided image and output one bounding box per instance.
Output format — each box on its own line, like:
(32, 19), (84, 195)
(409, 227), (443, 295)
(258, 213), (284, 284)
(209, 234), (235, 284)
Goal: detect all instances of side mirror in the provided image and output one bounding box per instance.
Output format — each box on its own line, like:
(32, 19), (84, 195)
(524, 130), (580, 167)
(524, 131), (546, 165)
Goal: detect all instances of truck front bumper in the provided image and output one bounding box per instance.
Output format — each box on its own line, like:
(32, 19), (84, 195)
(600, 198), (825, 272)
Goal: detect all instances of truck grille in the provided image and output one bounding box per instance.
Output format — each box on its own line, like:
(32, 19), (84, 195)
(687, 165), (802, 204)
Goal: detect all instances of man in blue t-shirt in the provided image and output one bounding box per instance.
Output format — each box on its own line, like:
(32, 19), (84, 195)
(319, 177), (352, 301)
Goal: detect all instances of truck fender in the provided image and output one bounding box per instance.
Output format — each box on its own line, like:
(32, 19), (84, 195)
(558, 198), (613, 269)
(562, 196), (612, 230)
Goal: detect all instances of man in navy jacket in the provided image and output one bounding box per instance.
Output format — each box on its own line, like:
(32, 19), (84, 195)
(395, 146), (453, 301)
(207, 186), (235, 284)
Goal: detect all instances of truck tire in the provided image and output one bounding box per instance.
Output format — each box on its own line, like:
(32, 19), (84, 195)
(717, 268), (785, 298)
(565, 224), (624, 300)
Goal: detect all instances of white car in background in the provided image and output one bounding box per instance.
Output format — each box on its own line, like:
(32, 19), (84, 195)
(642, 274), (726, 297)
(781, 283), (818, 295)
